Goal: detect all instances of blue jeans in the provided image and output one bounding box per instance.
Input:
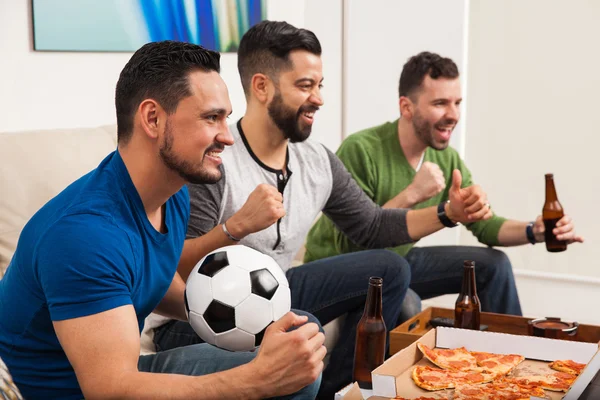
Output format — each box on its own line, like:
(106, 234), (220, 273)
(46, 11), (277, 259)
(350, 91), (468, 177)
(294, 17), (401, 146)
(405, 246), (522, 315)
(147, 309), (321, 400)
(285, 250), (410, 399)
(155, 250), (410, 400)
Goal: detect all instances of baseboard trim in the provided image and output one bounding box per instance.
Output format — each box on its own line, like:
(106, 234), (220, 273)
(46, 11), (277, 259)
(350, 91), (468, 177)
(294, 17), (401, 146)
(514, 269), (600, 286)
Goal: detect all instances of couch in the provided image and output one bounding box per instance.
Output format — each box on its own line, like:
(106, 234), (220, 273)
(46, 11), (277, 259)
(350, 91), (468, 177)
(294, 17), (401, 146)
(0, 124), (343, 356)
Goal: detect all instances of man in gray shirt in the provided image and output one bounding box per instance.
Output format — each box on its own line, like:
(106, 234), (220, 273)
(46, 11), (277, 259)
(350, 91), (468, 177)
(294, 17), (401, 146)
(153, 21), (491, 398)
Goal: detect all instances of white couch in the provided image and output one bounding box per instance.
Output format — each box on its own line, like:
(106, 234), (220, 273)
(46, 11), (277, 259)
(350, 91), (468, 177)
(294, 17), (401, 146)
(0, 125), (342, 355)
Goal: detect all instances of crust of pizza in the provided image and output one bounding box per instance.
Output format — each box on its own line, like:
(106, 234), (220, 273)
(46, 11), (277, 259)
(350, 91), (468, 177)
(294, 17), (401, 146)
(454, 378), (546, 400)
(412, 366), (495, 391)
(549, 359), (586, 376)
(470, 351), (525, 377)
(416, 343), (478, 371)
(505, 371), (577, 392)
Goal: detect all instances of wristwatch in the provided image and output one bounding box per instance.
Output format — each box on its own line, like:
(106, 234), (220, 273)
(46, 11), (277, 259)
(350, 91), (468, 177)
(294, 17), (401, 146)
(526, 222), (536, 245)
(437, 201), (458, 228)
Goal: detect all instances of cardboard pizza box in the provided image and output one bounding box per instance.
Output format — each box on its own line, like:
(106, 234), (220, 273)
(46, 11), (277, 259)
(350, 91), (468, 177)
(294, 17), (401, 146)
(372, 327), (600, 399)
(390, 307), (600, 355)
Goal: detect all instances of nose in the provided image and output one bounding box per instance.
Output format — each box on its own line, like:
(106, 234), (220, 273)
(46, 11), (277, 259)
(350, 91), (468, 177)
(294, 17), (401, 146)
(217, 123), (234, 146)
(310, 87), (324, 107)
(446, 103), (460, 122)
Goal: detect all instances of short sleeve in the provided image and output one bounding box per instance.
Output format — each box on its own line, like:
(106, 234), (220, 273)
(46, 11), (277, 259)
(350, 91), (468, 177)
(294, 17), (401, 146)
(36, 214), (135, 322)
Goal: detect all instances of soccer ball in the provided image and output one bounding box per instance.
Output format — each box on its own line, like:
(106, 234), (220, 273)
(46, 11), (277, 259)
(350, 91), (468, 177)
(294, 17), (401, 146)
(184, 245), (291, 351)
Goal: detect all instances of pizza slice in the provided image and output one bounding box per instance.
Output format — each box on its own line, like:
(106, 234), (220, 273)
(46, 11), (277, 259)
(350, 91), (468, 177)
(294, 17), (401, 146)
(549, 359), (586, 376)
(411, 365), (495, 391)
(454, 379), (546, 400)
(470, 351), (525, 377)
(416, 343), (478, 371)
(505, 371), (577, 392)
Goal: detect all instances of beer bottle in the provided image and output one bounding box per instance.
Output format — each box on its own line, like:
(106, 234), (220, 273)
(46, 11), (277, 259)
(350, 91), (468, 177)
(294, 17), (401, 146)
(454, 261), (481, 330)
(353, 276), (386, 389)
(543, 173), (567, 252)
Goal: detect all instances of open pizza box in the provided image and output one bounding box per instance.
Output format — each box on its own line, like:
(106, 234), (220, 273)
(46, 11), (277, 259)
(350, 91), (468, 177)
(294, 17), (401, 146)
(370, 327), (600, 399)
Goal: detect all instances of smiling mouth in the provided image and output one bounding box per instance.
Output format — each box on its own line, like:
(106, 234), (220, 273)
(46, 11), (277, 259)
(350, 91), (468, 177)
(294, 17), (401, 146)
(205, 151), (221, 158)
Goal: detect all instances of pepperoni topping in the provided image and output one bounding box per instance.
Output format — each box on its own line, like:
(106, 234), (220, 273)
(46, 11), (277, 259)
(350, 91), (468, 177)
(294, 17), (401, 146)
(448, 360), (471, 368)
(464, 372), (484, 382)
(438, 349), (456, 357)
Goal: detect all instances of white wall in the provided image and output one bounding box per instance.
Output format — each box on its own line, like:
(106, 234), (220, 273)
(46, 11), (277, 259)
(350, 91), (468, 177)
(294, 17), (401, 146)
(342, 0), (470, 247)
(0, 0), (130, 132)
(463, 0), (600, 279)
(0, 0), (344, 149)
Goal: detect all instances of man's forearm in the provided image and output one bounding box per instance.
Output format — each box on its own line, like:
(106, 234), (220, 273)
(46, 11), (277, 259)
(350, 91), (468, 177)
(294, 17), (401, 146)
(497, 220), (533, 246)
(405, 206), (446, 240)
(178, 225), (237, 281)
(106, 363), (265, 400)
(383, 186), (421, 209)
(153, 272), (187, 321)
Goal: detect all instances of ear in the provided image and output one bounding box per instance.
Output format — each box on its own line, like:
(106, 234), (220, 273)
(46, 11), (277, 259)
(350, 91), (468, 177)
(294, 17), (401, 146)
(250, 73), (272, 104)
(399, 96), (413, 120)
(138, 99), (163, 139)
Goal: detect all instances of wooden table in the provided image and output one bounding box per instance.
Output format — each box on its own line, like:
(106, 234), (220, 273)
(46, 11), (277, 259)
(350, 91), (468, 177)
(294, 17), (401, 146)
(390, 307), (600, 354)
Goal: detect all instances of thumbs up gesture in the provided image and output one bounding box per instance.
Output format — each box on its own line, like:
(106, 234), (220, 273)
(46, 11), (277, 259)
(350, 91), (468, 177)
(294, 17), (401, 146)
(446, 169), (493, 224)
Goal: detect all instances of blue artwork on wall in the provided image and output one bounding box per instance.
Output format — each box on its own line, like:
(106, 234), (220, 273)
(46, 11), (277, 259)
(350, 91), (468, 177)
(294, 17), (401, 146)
(32, 0), (267, 52)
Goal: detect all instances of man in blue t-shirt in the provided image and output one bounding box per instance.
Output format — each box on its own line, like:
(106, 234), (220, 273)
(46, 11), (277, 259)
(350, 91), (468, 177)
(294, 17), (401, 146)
(0, 41), (324, 400)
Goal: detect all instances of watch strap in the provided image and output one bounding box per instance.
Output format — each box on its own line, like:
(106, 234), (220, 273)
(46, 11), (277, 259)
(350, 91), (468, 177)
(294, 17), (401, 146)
(526, 221), (536, 245)
(437, 201), (458, 228)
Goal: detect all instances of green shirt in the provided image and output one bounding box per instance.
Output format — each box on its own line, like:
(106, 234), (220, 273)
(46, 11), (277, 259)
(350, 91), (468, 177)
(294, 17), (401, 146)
(304, 120), (507, 263)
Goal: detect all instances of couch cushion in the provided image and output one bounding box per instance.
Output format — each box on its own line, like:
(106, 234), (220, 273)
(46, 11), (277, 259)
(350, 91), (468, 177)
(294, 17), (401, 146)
(0, 125), (117, 276)
(0, 356), (24, 399)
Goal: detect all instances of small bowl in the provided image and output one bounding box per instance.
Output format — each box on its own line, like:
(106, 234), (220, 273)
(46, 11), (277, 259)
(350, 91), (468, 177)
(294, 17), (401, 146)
(528, 317), (579, 340)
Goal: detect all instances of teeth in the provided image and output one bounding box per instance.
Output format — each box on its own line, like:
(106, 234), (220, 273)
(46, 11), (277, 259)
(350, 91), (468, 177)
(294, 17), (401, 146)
(207, 152), (221, 157)
(304, 112), (314, 118)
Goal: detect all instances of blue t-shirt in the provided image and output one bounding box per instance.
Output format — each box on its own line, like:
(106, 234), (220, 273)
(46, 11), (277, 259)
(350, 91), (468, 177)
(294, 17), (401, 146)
(0, 150), (189, 399)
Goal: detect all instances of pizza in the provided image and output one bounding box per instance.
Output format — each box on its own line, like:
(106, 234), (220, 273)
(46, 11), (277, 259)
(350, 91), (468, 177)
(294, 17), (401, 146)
(454, 379), (546, 400)
(412, 365), (495, 391)
(549, 359), (586, 376)
(505, 371), (577, 392)
(470, 351), (525, 377)
(416, 343), (478, 371)
(394, 397), (448, 400)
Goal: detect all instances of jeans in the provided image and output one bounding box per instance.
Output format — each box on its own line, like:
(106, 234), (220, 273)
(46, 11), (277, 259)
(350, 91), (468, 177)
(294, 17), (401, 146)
(405, 246), (522, 315)
(285, 250), (410, 399)
(148, 309), (321, 400)
(155, 249), (410, 400)
(398, 287), (422, 323)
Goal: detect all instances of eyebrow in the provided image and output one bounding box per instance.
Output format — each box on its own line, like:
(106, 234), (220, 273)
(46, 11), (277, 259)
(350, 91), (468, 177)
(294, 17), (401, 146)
(200, 108), (233, 117)
(294, 77), (325, 85)
(431, 97), (463, 103)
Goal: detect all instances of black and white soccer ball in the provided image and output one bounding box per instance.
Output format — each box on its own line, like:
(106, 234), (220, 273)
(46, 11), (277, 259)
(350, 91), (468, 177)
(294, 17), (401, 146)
(184, 245), (291, 351)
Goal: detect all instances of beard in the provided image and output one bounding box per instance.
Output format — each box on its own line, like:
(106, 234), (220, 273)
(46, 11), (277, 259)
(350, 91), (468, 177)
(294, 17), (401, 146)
(412, 110), (455, 151)
(268, 91), (317, 143)
(159, 119), (223, 184)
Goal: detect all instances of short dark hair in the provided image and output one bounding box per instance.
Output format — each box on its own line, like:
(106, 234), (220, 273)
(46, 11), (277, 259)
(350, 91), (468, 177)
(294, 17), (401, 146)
(237, 20), (321, 95)
(399, 51), (459, 99)
(115, 41), (221, 143)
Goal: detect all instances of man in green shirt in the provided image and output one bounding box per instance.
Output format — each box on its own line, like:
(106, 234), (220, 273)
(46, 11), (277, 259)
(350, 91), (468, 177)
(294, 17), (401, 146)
(305, 51), (583, 317)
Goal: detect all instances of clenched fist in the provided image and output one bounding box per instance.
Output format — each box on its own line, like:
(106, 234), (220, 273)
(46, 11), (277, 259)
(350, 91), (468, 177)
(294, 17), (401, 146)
(408, 162), (446, 203)
(251, 312), (325, 397)
(226, 184), (286, 239)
